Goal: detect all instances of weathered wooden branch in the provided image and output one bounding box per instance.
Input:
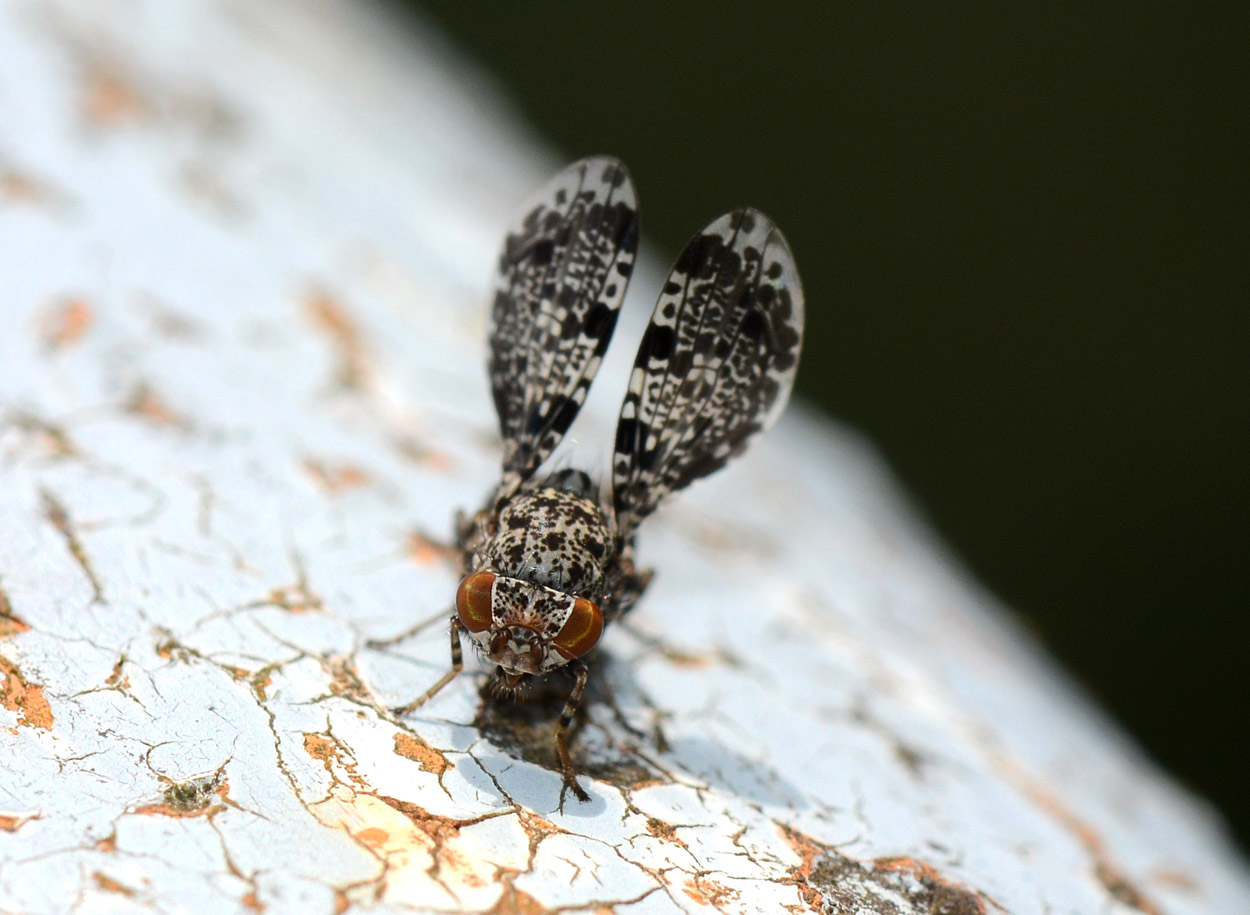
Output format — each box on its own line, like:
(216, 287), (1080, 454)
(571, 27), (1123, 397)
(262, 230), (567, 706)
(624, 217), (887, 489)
(2, 1), (1247, 912)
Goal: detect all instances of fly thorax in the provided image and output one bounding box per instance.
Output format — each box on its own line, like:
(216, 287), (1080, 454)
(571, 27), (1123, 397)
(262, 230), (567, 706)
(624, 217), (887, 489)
(482, 486), (613, 596)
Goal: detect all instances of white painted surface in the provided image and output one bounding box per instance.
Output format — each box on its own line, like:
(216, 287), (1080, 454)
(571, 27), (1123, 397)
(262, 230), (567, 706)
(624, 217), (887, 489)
(1, 1), (1247, 912)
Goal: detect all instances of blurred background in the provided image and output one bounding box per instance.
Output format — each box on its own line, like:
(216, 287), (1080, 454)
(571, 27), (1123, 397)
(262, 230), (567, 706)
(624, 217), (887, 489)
(400, 2), (1247, 849)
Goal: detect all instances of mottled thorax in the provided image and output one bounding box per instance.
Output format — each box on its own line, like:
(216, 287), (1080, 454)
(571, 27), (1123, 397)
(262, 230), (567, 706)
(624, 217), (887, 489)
(479, 484), (612, 599)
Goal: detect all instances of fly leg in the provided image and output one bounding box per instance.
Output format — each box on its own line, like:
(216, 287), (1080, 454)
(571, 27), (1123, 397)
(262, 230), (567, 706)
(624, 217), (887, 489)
(392, 617), (464, 717)
(556, 660), (591, 810)
(603, 545), (653, 621)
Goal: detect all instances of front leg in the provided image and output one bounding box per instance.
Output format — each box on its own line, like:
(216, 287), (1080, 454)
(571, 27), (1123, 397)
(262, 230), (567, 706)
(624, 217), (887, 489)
(604, 548), (654, 621)
(392, 617), (465, 717)
(556, 660), (591, 810)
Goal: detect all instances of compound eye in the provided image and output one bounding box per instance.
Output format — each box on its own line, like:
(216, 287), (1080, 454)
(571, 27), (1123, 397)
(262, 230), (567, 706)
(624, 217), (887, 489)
(456, 572), (496, 633)
(552, 597), (604, 660)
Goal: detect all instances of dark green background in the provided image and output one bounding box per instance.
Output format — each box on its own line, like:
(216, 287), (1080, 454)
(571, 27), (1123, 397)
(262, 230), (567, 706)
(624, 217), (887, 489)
(405, 3), (1248, 850)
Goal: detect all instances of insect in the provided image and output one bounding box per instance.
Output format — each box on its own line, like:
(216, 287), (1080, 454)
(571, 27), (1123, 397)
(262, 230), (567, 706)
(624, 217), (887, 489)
(394, 156), (803, 804)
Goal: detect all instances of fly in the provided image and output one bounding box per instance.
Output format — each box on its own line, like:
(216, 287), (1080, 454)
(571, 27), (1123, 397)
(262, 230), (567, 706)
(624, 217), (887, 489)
(394, 156), (804, 805)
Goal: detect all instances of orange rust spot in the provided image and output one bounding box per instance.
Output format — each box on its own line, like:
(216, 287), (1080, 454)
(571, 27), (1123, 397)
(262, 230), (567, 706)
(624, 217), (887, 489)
(92, 872), (136, 895)
(0, 167), (63, 207)
(683, 876), (740, 907)
(40, 298), (93, 350)
(997, 755), (1161, 915)
(404, 531), (459, 566)
(354, 826), (389, 848)
(1097, 861), (1163, 915)
(333, 889), (350, 915)
(82, 65), (146, 126)
(326, 656), (371, 704)
(241, 891), (264, 911)
(95, 832), (117, 852)
(266, 580), (322, 614)
(779, 824), (827, 913)
(1, 170), (39, 202)
(875, 855), (946, 880)
(303, 731), (369, 790)
(486, 884), (546, 915)
(0, 589), (28, 638)
(393, 733), (451, 775)
(0, 656), (53, 730)
(375, 794), (463, 843)
(0, 812), (38, 832)
(8, 413), (78, 459)
(516, 808), (560, 841)
(778, 825), (990, 915)
(394, 437), (455, 471)
(874, 855), (982, 892)
(304, 289), (369, 390)
(303, 459), (370, 493)
(304, 733), (337, 764)
(1151, 865), (1199, 892)
(644, 816), (685, 846)
(251, 670), (273, 701)
(125, 383), (186, 428)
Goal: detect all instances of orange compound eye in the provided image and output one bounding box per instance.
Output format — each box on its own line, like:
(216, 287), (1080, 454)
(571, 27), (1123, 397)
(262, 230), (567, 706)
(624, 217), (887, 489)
(455, 572), (496, 633)
(552, 597), (604, 660)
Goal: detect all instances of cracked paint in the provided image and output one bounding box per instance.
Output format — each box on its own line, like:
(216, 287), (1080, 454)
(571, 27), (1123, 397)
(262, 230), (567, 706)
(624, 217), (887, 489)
(124, 382), (189, 430)
(39, 488), (103, 602)
(304, 289), (373, 393)
(37, 297), (93, 350)
(1, 0), (1248, 913)
(0, 656), (53, 730)
(304, 459), (372, 493)
(0, 813), (39, 833)
(394, 732), (453, 776)
(0, 588), (28, 638)
(4, 412), (80, 460)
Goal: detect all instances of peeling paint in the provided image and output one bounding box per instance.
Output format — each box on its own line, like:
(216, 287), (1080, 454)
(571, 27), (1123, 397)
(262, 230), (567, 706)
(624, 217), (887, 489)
(124, 382), (188, 429)
(0, 164), (67, 208)
(393, 732), (452, 775)
(38, 297), (93, 350)
(80, 60), (148, 127)
(304, 289), (372, 392)
(0, 812), (39, 832)
(0, 588), (28, 638)
(0, 656), (53, 730)
(92, 872), (138, 896)
(404, 530), (461, 566)
(5, 412), (80, 459)
(304, 459), (372, 493)
(39, 488), (103, 601)
(1, 0), (1247, 912)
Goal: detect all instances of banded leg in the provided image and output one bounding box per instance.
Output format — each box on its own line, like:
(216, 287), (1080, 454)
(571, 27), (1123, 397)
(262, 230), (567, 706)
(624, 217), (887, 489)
(366, 606), (454, 651)
(556, 660), (591, 809)
(392, 617), (464, 717)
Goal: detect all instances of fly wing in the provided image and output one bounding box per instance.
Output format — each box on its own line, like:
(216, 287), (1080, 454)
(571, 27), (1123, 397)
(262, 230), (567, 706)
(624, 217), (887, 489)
(490, 157), (639, 494)
(612, 208), (803, 539)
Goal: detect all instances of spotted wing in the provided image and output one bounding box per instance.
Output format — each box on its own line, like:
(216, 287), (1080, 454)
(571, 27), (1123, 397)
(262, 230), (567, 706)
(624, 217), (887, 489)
(612, 208), (803, 538)
(490, 156), (639, 492)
